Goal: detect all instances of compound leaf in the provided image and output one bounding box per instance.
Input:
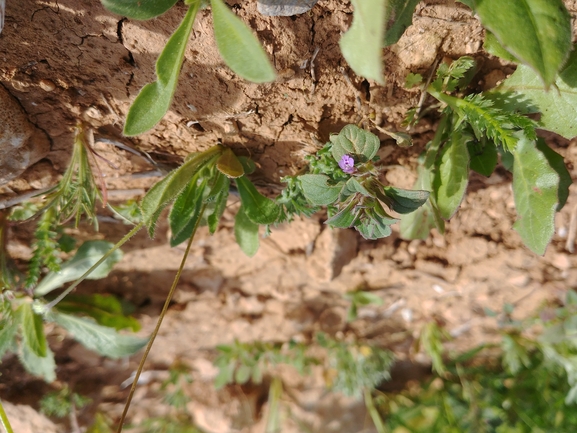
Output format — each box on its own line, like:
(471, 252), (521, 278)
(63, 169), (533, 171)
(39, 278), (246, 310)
(299, 174), (342, 206)
(100, 0), (178, 20)
(472, 0), (571, 88)
(497, 50), (577, 140)
(35, 241), (123, 297)
(433, 129), (471, 220)
(235, 176), (281, 224)
(52, 312), (148, 358)
(210, 0), (276, 83)
(511, 134), (559, 255)
(18, 303), (47, 357)
(234, 205), (259, 257)
(124, 4), (199, 136)
(339, 0), (386, 83)
(330, 124), (380, 163)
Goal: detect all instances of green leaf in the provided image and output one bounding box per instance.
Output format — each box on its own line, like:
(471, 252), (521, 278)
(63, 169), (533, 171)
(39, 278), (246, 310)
(330, 124), (380, 163)
(511, 134), (560, 255)
(472, 0), (571, 88)
(140, 146), (223, 236)
(168, 175), (209, 247)
(235, 364), (252, 384)
(383, 0), (421, 46)
(235, 176), (281, 224)
(124, 4), (199, 136)
(380, 187), (430, 214)
(0, 319), (18, 358)
(35, 241), (123, 297)
(55, 294), (140, 332)
(100, 0), (178, 20)
(483, 31), (519, 62)
(299, 174), (343, 206)
(234, 205), (260, 257)
(467, 139), (498, 177)
(339, 0), (386, 83)
(52, 312), (148, 358)
(433, 129), (471, 220)
(216, 148), (244, 178)
(206, 174), (230, 234)
(501, 334), (531, 374)
(19, 343), (56, 382)
(210, 0), (276, 83)
(17, 303), (47, 357)
(535, 139), (571, 211)
(326, 197), (360, 229)
(496, 50), (577, 140)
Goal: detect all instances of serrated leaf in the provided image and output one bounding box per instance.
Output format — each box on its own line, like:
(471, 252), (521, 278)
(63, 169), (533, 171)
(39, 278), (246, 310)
(234, 205), (259, 257)
(17, 303), (47, 357)
(216, 148), (244, 178)
(169, 175), (209, 247)
(235, 176), (281, 224)
(210, 0), (276, 83)
(330, 125), (380, 163)
(18, 343), (56, 382)
(383, 0), (421, 47)
(467, 139), (498, 177)
(35, 241), (123, 297)
(140, 146), (223, 236)
(535, 139), (571, 211)
(52, 312), (148, 358)
(381, 187), (430, 214)
(497, 50), (577, 140)
(100, 0), (178, 20)
(339, 0), (385, 83)
(472, 0), (571, 88)
(511, 134), (559, 255)
(55, 294), (140, 332)
(124, 5), (199, 135)
(433, 129), (470, 220)
(299, 174), (343, 206)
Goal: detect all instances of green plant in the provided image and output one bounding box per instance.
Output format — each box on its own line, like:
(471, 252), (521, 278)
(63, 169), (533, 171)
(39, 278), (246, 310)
(400, 55), (574, 254)
(100, 0), (276, 135)
(278, 124), (429, 240)
(40, 385), (91, 419)
(345, 289), (384, 322)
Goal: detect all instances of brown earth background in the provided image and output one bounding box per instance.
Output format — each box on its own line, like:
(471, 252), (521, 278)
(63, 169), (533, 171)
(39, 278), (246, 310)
(2, 0), (577, 432)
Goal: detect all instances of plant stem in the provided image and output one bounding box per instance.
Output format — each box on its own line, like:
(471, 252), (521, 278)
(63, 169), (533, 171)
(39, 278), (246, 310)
(116, 205), (205, 433)
(45, 222), (144, 309)
(364, 387), (387, 433)
(0, 399), (14, 433)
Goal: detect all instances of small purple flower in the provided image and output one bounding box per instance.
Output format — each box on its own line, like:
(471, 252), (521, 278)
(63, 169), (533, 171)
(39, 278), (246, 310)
(339, 154), (356, 174)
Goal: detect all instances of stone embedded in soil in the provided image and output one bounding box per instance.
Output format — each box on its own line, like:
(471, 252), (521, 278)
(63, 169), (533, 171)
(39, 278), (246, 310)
(0, 85), (51, 186)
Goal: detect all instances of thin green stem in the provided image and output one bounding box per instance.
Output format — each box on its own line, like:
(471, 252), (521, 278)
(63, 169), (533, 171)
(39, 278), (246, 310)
(116, 205), (206, 433)
(45, 222), (144, 309)
(364, 387), (387, 433)
(0, 399), (14, 433)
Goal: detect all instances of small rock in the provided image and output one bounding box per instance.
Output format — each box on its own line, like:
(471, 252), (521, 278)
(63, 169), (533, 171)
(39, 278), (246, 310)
(38, 79), (56, 92)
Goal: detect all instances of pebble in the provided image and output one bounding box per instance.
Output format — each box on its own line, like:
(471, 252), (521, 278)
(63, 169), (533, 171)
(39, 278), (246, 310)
(38, 79), (56, 92)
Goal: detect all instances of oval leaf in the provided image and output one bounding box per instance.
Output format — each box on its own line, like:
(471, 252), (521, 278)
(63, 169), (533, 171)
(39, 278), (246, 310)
(339, 0), (386, 83)
(235, 205), (260, 257)
(299, 174), (343, 206)
(330, 125), (380, 163)
(124, 5), (199, 136)
(52, 312), (148, 358)
(512, 134), (560, 255)
(210, 0), (276, 83)
(34, 241), (123, 297)
(100, 0), (178, 20)
(381, 187), (430, 214)
(19, 343), (56, 382)
(497, 50), (577, 140)
(472, 0), (571, 88)
(17, 303), (47, 357)
(433, 129), (470, 220)
(217, 148), (245, 178)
